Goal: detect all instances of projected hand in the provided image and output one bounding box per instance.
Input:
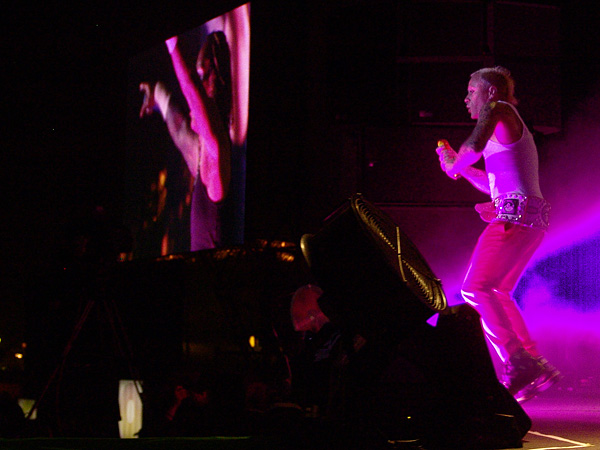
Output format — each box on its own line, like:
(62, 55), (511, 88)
(139, 82), (170, 118)
(166, 36), (178, 54)
(139, 82), (156, 118)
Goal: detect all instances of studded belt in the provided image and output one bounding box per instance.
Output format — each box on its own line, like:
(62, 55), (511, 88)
(492, 193), (551, 230)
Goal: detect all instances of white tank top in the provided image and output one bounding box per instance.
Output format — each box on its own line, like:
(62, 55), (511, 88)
(482, 101), (543, 200)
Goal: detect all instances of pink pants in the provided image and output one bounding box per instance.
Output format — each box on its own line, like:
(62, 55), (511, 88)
(461, 221), (545, 362)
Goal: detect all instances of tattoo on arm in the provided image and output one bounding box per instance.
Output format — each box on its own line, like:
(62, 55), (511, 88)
(465, 101), (498, 152)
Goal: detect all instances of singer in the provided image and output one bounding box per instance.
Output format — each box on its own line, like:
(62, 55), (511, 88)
(435, 66), (561, 402)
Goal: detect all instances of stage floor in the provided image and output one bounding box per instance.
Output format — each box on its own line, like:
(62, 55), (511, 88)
(509, 387), (600, 450)
(1, 387), (598, 450)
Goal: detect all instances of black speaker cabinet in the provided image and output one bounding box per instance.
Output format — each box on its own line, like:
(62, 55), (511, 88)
(300, 193), (446, 337)
(369, 303), (532, 448)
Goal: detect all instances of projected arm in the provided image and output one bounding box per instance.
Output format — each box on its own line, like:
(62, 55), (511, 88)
(140, 81), (200, 176)
(224, 4), (251, 147)
(166, 36), (231, 203)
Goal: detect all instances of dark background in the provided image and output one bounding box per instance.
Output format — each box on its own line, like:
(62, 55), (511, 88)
(3, 0), (600, 395)
(4, 0), (599, 263)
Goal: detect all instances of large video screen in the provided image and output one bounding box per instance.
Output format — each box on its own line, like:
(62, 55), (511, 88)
(125, 3), (250, 258)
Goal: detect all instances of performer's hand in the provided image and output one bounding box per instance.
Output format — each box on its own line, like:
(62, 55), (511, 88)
(436, 141), (460, 179)
(139, 82), (156, 118)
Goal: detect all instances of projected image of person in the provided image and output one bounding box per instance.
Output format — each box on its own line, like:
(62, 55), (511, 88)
(436, 66), (561, 402)
(139, 5), (249, 251)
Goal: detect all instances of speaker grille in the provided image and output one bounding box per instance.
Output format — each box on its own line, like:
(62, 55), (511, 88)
(351, 194), (446, 312)
(301, 194), (447, 334)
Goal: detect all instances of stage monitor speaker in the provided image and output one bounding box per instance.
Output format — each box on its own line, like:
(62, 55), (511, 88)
(300, 193), (447, 337)
(369, 303), (531, 448)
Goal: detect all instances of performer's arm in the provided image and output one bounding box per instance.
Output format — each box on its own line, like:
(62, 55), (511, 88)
(446, 101), (520, 177)
(437, 101), (518, 194)
(460, 166), (491, 195)
(436, 142), (491, 194)
(446, 102), (500, 177)
(166, 37), (231, 203)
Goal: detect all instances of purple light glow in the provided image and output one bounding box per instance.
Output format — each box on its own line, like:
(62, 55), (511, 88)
(388, 87), (600, 390)
(535, 86), (600, 262)
(495, 88), (600, 389)
(427, 87), (600, 390)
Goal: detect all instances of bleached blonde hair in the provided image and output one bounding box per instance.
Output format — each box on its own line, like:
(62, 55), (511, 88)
(471, 66), (518, 106)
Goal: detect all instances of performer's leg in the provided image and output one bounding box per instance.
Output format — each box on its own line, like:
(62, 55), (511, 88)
(461, 223), (543, 361)
(494, 223), (546, 355)
(461, 222), (560, 401)
(493, 289), (539, 358)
